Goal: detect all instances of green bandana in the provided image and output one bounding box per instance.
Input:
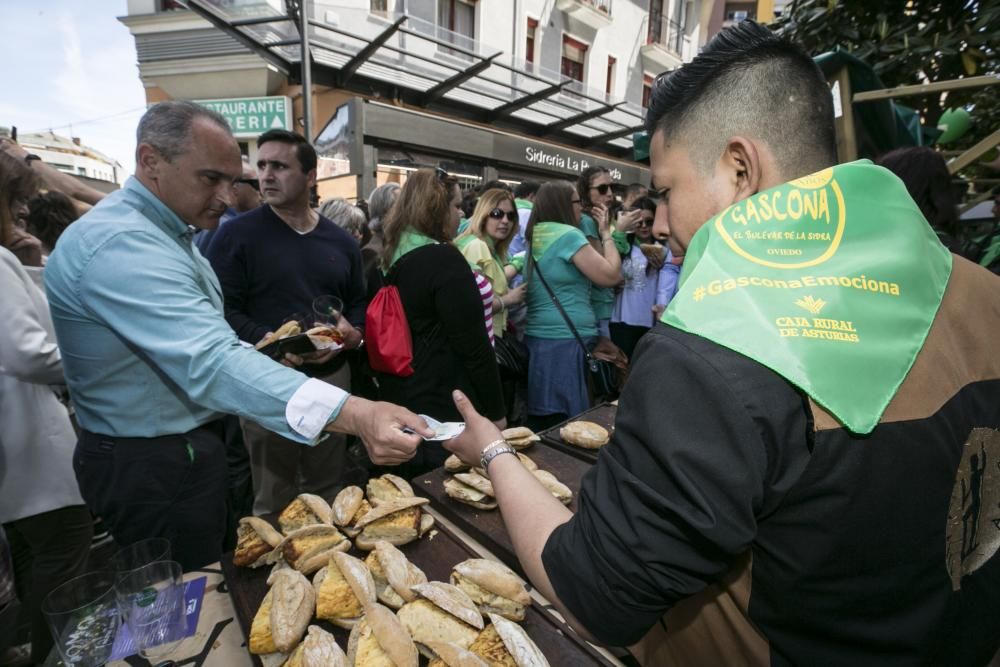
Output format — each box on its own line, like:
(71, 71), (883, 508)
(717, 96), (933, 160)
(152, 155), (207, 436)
(515, 199), (533, 210)
(391, 227), (438, 268)
(530, 222), (578, 260)
(661, 160), (952, 434)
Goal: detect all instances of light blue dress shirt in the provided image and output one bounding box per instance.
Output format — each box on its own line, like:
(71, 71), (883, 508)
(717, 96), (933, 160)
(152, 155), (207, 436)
(44, 177), (346, 443)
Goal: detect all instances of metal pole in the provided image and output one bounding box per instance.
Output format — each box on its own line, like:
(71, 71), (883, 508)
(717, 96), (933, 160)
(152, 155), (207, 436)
(300, 0), (313, 142)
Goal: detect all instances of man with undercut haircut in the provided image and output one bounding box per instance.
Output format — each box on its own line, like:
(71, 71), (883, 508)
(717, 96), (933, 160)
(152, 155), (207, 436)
(442, 21), (1000, 665)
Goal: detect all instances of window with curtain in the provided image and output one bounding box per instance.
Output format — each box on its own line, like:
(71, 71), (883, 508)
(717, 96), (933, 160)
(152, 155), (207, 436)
(561, 35), (588, 82)
(438, 0), (476, 40)
(642, 73), (654, 108)
(605, 55), (616, 95)
(526, 17), (538, 63)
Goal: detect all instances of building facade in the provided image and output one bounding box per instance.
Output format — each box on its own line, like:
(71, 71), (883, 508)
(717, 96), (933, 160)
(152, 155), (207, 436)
(121, 0), (714, 200)
(19, 131), (124, 189)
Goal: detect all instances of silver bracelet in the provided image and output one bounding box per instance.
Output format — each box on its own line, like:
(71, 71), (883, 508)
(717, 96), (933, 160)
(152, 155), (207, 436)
(482, 445), (517, 472)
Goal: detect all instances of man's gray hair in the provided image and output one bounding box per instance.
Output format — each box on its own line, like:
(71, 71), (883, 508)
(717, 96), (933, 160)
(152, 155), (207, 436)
(136, 101), (232, 161)
(367, 182), (401, 236)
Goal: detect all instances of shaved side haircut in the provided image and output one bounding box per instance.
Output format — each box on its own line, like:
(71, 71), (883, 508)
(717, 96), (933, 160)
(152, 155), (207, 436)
(645, 21), (837, 179)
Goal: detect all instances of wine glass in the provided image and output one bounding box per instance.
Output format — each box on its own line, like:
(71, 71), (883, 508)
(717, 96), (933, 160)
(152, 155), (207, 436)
(312, 294), (343, 328)
(42, 570), (120, 667)
(110, 538), (171, 584)
(115, 560), (187, 663)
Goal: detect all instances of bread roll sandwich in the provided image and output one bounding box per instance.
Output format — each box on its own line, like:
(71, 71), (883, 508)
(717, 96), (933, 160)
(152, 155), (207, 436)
(305, 325), (344, 348)
(255, 320), (302, 350)
(468, 614), (549, 667)
(366, 474), (414, 504)
(275, 524), (350, 573)
(279, 493), (334, 534)
(314, 551), (376, 629)
(283, 625), (346, 667)
(501, 427), (540, 451)
(559, 421), (609, 449)
(364, 540), (428, 609)
(248, 568), (314, 655)
(354, 496), (429, 550)
(450, 559), (531, 622)
(426, 642), (490, 667)
(346, 602), (419, 667)
(233, 517), (284, 568)
(444, 454), (471, 473)
(397, 582), (484, 659)
(531, 470), (573, 505)
(332, 486), (373, 538)
(453, 473), (494, 498)
(444, 477), (497, 511)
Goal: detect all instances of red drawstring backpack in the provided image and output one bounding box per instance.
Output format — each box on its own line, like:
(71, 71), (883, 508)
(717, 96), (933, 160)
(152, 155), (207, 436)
(365, 261), (415, 377)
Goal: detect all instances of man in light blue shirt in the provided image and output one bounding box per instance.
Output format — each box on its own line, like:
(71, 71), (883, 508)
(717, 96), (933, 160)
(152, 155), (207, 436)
(45, 101), (430, 569)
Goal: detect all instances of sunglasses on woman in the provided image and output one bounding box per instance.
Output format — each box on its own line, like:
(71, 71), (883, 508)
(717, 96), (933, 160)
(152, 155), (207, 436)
(488, 208), (518, 222)
(590, 183), (612, 195)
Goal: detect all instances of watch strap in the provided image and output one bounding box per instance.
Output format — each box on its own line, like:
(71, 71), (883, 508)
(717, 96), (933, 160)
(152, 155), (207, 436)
(481, 443), (516, 472)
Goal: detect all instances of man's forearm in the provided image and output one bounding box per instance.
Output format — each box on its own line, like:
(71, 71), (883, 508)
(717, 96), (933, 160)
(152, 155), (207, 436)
(488, 453), (597, 642)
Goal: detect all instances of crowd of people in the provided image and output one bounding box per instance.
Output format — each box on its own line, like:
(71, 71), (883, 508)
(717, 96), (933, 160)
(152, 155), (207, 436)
(1, 18), (999, 667)
(0, 99), (677, 665)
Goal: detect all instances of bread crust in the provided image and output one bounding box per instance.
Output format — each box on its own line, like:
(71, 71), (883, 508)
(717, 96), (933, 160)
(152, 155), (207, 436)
(332, 486), (364, 527)
(489, 613), (550, 667)
(234, 517), (283, 568)
(559, 420), (609, 449)
(268, 569), (315, 652)
(452, 559), (531, 606)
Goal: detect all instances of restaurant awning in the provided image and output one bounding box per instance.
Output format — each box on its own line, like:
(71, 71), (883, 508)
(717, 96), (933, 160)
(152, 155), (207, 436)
(184, 0), (646, 159)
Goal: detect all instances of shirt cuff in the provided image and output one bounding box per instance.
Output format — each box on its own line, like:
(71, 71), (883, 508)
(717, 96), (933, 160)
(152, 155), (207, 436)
(285, 378), (349, 442)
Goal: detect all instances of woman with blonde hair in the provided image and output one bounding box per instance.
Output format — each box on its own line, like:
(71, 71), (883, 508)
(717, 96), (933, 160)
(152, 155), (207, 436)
(377, 168), (505, 476)
(454, 188), (527, 339)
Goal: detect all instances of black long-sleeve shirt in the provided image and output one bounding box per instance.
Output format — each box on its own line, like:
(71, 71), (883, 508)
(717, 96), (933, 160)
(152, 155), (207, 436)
(205, 205), (366, 375)
(543, 257), (1000, 665)
(377, 243), (504, 424)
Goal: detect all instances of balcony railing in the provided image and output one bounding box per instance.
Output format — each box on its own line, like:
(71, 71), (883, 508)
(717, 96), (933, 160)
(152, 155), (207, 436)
(580, 0), (611, 14)
(647, 15), (684, 56)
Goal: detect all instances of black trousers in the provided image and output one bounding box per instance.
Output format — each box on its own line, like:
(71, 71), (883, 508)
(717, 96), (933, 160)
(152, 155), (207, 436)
(4, 505), (93, 664)
(73, 422), (228, 572)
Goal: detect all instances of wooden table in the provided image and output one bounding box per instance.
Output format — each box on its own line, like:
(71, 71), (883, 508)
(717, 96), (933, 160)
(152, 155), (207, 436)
(412, 444), (592, 578)
(537, 402), (618, 463)
(220, 515), (616, 666)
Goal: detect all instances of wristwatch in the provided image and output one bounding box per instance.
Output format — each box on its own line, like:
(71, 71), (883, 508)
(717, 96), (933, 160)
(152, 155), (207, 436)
(24, 153), (42, 166)
(480, 439), (516, 472)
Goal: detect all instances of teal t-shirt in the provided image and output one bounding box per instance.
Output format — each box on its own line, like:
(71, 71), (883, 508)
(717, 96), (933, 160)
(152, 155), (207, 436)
(526, 222), (596, 339)
(579, 213), (615, 321)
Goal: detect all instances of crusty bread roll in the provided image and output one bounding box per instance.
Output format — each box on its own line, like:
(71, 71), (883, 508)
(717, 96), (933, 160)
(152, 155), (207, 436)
(234, 517), (284, 568)
(279, 494), (333, 534)
(255, 320), (302, 350)
(267, 568), (315, 653)
(559, 421), (609, 449)
(451, 559), (531, 622)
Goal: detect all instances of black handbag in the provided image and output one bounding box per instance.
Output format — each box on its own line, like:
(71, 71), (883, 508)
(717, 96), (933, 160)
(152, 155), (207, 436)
(529, 256), (620, 400)
(494, 332), (528, 379)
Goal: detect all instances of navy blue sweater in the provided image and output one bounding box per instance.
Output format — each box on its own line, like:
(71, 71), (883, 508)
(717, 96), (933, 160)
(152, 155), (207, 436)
(205, 205), (366, 373)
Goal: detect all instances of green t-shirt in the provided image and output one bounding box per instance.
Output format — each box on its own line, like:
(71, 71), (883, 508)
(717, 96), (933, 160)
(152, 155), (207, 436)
(579, 213), (615, 321)
(526, 223), (595, 339)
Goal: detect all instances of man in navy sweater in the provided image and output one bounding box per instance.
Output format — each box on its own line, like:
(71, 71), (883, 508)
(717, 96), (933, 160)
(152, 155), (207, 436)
(207, 129), (366, 514)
